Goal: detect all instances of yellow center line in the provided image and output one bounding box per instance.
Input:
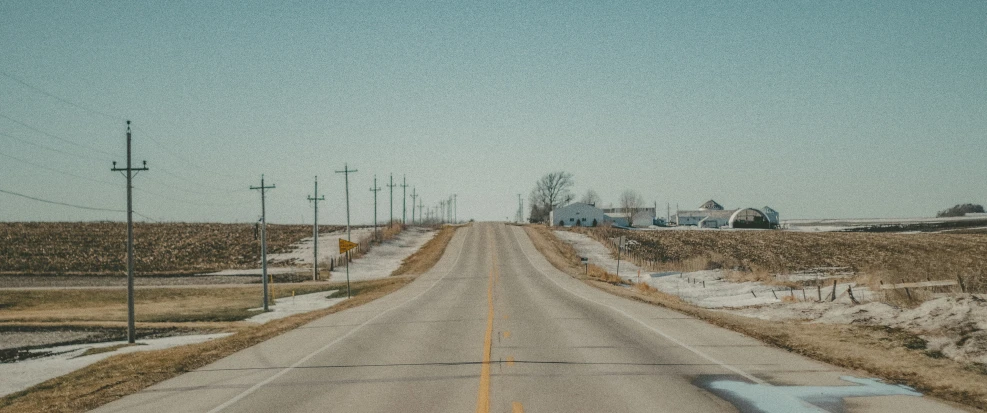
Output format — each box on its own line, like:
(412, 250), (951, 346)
(476, 228), (498, 413)
(503, 330), (511, 339)
(512, 401), (525, 413)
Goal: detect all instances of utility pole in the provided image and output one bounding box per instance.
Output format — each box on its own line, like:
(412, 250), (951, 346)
(401, 175), (409, 225)
(111, 120), (148, 344)
(453, 194), (457, 224)
(418, 199), (424, 225)
(440, 200), (446, 224)
(335, 163), (357, 298)
(410, 187), (418, 225)
(370, 175), (381, 242)
(518, 194), (523, 223)
(250, 174), (275, 311)
(307, 176), (325, 281)
(387, 174), (396, 226)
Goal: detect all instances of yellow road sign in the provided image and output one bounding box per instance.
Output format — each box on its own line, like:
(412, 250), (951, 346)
(339, 238), (358, 254)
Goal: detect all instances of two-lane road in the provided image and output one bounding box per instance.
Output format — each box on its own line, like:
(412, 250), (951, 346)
(94, 223), (964, 412)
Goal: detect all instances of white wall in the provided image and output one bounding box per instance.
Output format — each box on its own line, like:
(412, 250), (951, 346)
(550, 203), (610, 227)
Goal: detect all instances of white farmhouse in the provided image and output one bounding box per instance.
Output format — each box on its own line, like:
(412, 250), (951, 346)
(549, 203), (612, 227)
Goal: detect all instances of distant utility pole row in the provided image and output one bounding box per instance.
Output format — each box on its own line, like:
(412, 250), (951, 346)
(109, 122), (459, 330)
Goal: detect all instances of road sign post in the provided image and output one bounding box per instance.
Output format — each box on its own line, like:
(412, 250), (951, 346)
(339, 238), (358, 298)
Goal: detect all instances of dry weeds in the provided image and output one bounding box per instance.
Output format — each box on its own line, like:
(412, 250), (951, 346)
(0, 284), (342, 324)
(572, 227), (987, 293)
(531, 226), (987, 411)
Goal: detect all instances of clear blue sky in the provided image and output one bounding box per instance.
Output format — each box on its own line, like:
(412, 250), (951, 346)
(1, 1), (985, 224)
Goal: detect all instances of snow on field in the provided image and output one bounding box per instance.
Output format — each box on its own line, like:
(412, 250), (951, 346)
(0, 333), (230, 398)
(553, 230), (641, 279)
(267, 228), (375, 265)
(552, 230), (987, 365)
(245, 290), (347, 324)
(330, 227), (436, 282)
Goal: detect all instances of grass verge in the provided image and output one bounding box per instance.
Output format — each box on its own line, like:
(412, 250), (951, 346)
(524, 224), (987, 411)
(0, 283), (342, 323)
(391, 225), (460, 276)
(0, 277), (410, 413)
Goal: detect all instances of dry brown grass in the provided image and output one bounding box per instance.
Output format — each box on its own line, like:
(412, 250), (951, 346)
(0, 277), (410, 413)
(0, 284), (342, 324)
(391, 225), (459, 276)
(571, 227), (987, 293)
(0, 222), (343, 275)
(529, 226), (987, 411)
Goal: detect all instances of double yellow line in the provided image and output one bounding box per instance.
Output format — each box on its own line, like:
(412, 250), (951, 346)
(476, 228), (499, 413)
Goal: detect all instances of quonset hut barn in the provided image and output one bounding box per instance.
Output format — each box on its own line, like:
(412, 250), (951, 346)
(672, 200), (778, 229)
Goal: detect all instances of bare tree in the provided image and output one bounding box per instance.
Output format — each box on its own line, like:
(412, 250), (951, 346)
(528, 171), (575, 223)
(619, 190), (644, 225)
(579, 189), (601, 206)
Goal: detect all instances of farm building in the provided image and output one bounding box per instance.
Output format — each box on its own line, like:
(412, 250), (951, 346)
(673, 200), (779, 229)
(549, 203), (657, 228)
(549, 203), (611, 227)
(601, 207), (657, 228)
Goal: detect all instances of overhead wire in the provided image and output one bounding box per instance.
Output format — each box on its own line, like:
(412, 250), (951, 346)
(0, 150), (118, 187)
(0, 69), (125, 121)
(0, 187), (124, 213)
(1, 68), (251, 183)
(0, 130), (101, 160)
(0, 112), (115, 158)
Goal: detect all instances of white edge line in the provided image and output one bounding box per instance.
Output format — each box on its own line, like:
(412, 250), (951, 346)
(207, 226), (472, 413)
(508, 226), (766, 385)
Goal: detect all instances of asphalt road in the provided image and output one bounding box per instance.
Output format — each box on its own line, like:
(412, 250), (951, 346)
(92, 223), (966, 413)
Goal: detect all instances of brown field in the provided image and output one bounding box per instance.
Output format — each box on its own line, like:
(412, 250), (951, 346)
(526, 225), (987, 411)
(0, 222), (344, 275)
(571, 227), (987, 293)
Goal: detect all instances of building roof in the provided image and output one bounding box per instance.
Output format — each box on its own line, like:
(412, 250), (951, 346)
(677, 209), (737, 219)
(699, 200), (724, 210)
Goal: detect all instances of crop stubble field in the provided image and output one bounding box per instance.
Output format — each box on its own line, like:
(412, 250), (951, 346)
(0, 222), (344, 275)
(572, 227), (987, 293)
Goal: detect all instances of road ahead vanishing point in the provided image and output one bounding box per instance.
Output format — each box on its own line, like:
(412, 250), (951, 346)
(93, 223), (963, 413)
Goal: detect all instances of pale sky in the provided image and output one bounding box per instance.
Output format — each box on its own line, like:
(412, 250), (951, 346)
(1, 1), (985, 224)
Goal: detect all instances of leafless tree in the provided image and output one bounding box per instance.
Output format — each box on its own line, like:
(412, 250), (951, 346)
(528, 171), (575, 223)
(579, 189), (601, 206)
(619, 190), (644, 224)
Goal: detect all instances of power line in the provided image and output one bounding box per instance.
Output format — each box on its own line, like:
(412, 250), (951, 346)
(0, 129), (103, 160)
(0, 187), (124, 213)
(0, 112), (115, 158)
(0, 71), (249, 182)
(0, 69), (125, 121)
(134, 126), (252, 181)
(0, 150), (117, 187)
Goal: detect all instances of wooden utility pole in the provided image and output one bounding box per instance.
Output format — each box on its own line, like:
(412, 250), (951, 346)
(410, 187), (418, 225)
(250, 174), (275, 311)
(401, 175), (408, 225)
(111, 120), (148, 344)
(387, 174), (396, 225)
(370, 175), (381, 241)
(307, 176), (325, 281)
(335, 164), (357, 297)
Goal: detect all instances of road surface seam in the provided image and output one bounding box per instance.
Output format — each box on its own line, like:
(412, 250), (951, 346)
(509, 226), (767, 385)
(204, 226), (472, 413)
